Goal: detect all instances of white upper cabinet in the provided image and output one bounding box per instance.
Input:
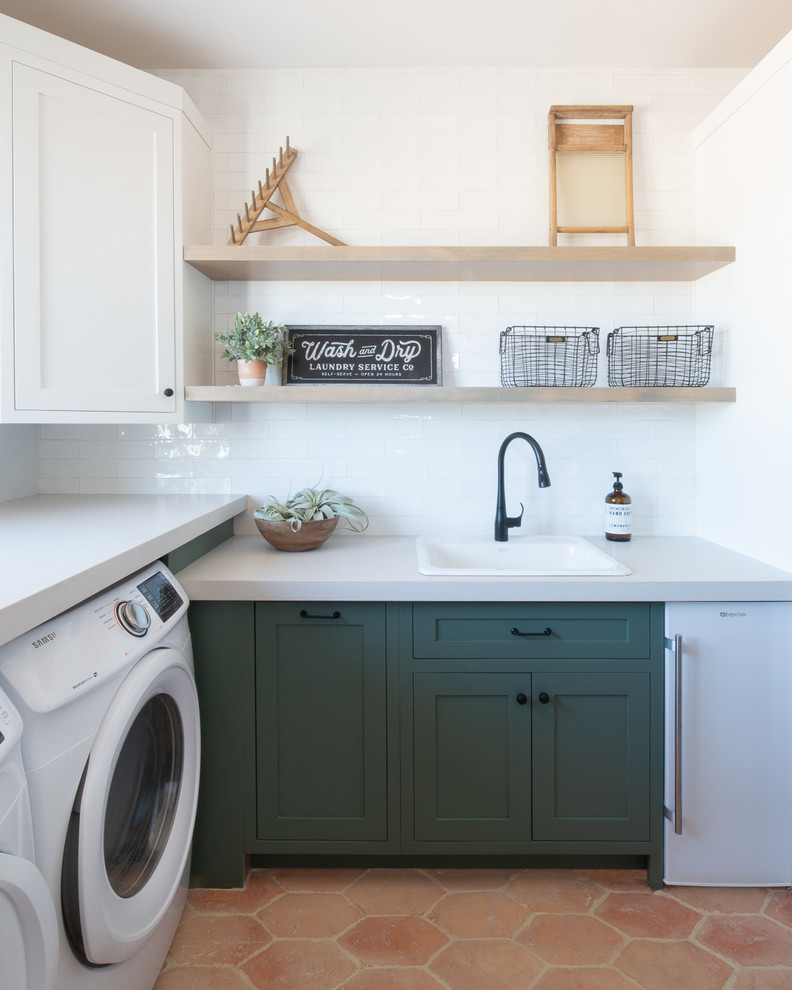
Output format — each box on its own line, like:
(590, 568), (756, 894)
(0, 13), (211, 423)
(11, 63), (176, 417)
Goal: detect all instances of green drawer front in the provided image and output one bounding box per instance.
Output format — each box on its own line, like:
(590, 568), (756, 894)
(413, 603), (652, 659)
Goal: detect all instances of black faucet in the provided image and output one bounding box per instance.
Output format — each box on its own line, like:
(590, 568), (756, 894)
(494, 432), (551, 542)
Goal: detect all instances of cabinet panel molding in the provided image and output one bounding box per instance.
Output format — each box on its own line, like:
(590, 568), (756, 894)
(254, 602), (389, 842)
(413, 602), (652, 660)
(532, 671), (651, 841)
(412, 672), (533, 842)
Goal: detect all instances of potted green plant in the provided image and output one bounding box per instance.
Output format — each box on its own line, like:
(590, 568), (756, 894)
(214, 312), (295, 386)
(253, 487), (369, 551)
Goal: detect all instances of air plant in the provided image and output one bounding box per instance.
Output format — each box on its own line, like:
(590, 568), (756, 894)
(253, 487), (369, 532)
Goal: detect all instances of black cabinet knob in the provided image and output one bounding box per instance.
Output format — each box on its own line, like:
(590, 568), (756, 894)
(538, 692), (550, 704)
(164, 387), (174, 397)
(515, 692), (528, 705)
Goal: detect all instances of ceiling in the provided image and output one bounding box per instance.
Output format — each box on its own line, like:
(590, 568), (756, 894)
(1, 0), (791, 71)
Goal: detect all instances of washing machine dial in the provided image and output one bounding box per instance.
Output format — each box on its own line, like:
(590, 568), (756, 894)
(115, 599), (151, 637)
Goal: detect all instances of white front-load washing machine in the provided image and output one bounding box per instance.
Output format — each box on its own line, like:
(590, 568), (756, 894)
(0, 562), (200, 990)
(0, 685), (58, 990)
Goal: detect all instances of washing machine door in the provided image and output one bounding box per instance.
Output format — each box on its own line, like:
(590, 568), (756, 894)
(0, 853), (58, 990)
(63, 646), (200, 965)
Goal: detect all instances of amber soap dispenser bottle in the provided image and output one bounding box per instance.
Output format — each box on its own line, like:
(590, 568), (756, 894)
(605, 471), (632, 542)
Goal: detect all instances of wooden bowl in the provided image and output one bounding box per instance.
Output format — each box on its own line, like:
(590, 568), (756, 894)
(253, 516), (339, 552)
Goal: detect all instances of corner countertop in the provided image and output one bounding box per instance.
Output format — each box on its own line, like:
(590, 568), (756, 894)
(175, 533), (792, 603)
(0, 494), (247, 647)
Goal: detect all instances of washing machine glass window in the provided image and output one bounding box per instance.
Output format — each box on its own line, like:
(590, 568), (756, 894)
(104, 692), (183, 898)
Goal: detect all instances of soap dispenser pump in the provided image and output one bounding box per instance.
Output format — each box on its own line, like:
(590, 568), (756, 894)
(605, 471), (632, 542)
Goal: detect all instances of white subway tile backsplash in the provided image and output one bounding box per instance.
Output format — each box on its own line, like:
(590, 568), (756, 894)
(39, 440), (80, 459)
(40, 458), (115, 479)
(71, 479), (150, 495)
(39, 478), (80, 494)
(35, 63), (743, 533)
(77, 440), (155, 460)
(40, 425), (115, 440)
(154, 477), (232, 495)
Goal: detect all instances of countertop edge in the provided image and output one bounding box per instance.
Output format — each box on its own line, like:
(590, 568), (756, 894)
(176, 535), (792, 604)
(0, 495), (247, 646)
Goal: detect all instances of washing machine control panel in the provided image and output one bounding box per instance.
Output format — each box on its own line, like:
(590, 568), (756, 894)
(114, 600), (151, 637)
(137, 570), (184, 623)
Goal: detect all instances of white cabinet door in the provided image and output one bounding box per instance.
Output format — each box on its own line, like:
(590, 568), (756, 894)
(10, 61), (177, 419)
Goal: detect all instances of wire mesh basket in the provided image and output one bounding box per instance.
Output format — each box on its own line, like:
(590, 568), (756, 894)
(499, 326), (600, 387)
(606, 325), (714, 387)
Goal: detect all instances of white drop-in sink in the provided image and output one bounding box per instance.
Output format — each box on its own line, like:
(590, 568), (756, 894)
(416, 535), (631, 576)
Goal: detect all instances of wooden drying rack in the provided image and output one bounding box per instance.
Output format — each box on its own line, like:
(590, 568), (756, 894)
(227, 137), (346, 246)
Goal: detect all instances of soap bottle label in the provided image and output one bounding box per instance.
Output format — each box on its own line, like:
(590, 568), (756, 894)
(605, 503), (631, 536)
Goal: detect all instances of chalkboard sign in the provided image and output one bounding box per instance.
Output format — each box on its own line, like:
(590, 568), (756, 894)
(285, 326), (441, 385)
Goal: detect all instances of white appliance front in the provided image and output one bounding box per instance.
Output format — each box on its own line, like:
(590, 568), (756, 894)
(664, 601), (792, 886)
(0, 855), (58, 990)
(0, 562), (199, 990)
(65, 646), (200, 964)
(0, 686), (58, 990)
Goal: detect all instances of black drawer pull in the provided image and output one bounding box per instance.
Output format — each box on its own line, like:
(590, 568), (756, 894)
(515, 693), (528, 705)
(538, 691), (551, 704)
(511, 626), (552, 638)
(299, 609), (341, 620)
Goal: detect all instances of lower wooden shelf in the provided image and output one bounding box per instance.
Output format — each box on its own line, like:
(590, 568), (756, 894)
(185, 385), (736, 404)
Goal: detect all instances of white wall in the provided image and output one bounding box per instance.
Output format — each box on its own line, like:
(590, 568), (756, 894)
(37, 65), (746, 538)
(0, 424), (37, 501)
(693, 35), (792, 571)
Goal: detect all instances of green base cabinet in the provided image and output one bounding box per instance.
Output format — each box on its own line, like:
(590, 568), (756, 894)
(189, 599), (664, 889)
(401, 602), (664, 886)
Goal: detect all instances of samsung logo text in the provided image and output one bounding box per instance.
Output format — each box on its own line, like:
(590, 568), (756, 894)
(31, 632), (57, 649)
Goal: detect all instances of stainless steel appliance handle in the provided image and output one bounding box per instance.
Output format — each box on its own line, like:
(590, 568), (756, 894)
(664, 633), (683, 835)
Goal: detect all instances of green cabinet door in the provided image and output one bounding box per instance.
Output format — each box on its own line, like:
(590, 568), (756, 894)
(411, 672), (533, 842)
(255, 602), (388, 842)
(532, 671), (651, 841)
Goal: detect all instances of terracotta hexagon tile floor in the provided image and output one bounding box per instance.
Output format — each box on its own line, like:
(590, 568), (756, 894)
(339, 916), (449, 966)
(594, 890), (703, 938)
(697, 915), (792, 967)
(615, 938), (733, 990)
(257, 892), (362, 938)
(517, 913), (627, 965)
(155, 868), (792, 990)
(427, 890), (528, 938)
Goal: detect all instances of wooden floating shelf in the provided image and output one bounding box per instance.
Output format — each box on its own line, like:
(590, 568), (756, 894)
(183, 245), (735, 283)
(186, 385), (736, 404)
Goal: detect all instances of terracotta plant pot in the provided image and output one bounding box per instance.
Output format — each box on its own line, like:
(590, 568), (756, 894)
(254, 516), (339, 552)
(237, 359), (269, 386)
